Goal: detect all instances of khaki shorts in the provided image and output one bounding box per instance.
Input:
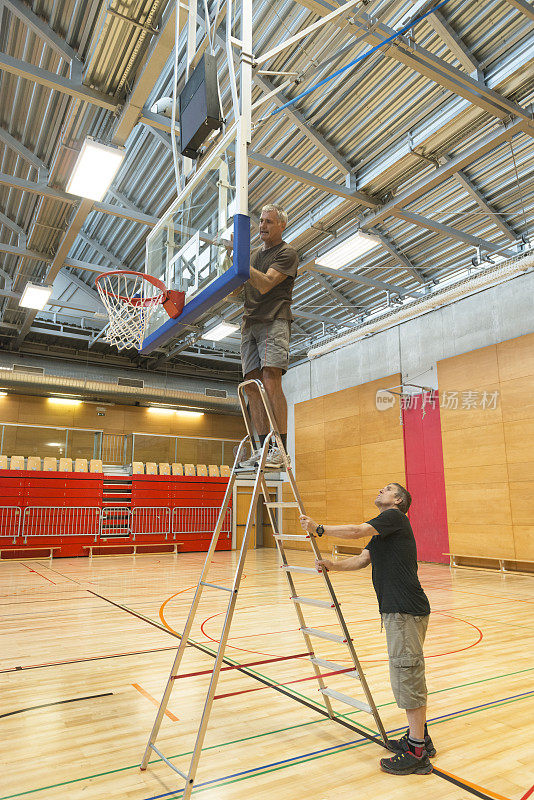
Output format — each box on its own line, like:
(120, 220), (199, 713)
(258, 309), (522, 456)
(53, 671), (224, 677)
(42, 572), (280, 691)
(382, 612), (429, 710)
(241, 318), (291, 375)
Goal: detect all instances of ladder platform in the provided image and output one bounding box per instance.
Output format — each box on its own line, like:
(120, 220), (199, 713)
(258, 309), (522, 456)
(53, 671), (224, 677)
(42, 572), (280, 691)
(300, 627), (349, 643)
(319, 688), (371, 714)
(265, 501), (300, 508)
(292, 596), (335, 609)
(275, 534), (310, 541)
(310, 656), (359, 678)
(200, 581), (234, 592)
(282, 565), (318, 575)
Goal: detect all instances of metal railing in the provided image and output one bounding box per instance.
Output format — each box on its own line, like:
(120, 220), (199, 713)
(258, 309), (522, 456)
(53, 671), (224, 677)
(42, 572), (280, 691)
(172, 506), (232, 539)
(22, 507), (101, 543)
(132, 507), (172, 539)
(0, 506), (22, 543)
(0, 504), (232, 545)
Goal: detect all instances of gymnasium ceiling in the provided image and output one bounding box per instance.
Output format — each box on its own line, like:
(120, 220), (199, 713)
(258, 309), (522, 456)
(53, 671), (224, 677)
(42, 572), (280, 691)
(0, 0), (533, 384)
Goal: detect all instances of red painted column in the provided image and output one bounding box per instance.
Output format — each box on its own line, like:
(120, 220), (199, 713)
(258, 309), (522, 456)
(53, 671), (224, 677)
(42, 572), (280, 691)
(402, 392), (449, 563)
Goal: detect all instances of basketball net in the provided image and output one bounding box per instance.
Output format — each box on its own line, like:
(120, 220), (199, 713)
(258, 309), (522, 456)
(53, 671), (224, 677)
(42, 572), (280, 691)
(96, 272), (164, 351)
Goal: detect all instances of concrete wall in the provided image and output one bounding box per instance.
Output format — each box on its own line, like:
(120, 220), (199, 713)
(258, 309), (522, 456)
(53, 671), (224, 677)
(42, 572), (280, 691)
(283, 270), (534, 464)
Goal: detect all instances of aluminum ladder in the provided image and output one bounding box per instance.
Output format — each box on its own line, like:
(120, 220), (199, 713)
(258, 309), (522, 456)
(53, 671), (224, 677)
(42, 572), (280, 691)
(139, 379), (388, 797)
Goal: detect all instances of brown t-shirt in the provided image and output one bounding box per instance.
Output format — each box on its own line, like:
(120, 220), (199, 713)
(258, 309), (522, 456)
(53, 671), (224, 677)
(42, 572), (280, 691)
(242, 241), (298, 323)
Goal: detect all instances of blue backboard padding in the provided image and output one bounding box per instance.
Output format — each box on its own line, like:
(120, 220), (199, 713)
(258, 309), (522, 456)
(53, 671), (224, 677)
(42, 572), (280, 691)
(141, 214), (250, 353)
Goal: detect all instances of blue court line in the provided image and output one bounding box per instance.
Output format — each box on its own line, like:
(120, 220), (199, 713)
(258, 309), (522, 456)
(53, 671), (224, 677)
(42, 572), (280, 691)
(140, 689), (534, 800)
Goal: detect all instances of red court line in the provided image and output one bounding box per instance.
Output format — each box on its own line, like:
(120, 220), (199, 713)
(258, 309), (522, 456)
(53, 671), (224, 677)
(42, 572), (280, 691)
(174, 651), (311, 681)
(20, 563), (56, 585)
(132, 683), (179, 721)
(520, 784), (534, 800)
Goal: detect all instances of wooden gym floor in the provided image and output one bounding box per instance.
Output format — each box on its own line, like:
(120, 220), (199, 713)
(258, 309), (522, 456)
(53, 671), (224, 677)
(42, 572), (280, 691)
(1, 549), (533, 800)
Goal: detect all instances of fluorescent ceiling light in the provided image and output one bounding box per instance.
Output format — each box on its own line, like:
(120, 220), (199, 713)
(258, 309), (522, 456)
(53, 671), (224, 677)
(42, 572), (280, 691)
(202, 322), (239, 341)
(148, 406), (204, 418)
(0, 392), (7, 397)
(48, 397), (82, 406)
(19, 282), (53, 310)
(66, 138), (125, 201)
(315, 232), (378, 270)
(46, 442), (63, 447)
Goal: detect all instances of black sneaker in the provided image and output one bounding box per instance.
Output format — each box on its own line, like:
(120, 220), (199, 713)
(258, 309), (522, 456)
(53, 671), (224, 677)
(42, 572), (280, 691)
(387, 729), (436, 758)
(380, 749), (432, 775)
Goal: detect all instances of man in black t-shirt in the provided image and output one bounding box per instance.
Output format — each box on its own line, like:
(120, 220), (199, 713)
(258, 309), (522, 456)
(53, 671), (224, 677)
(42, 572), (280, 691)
(235, 204), (298, 470)
(300, 482), (434, 776)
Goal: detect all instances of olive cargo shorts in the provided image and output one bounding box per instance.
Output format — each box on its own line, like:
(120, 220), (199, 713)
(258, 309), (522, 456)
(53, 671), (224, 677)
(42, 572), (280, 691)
(382, 612), (429, 709)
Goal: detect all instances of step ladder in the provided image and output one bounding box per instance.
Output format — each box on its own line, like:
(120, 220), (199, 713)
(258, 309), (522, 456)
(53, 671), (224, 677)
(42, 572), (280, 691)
(140, 379), (388, 797)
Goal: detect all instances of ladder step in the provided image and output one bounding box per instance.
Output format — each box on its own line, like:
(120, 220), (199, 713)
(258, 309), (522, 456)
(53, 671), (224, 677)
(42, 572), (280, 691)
(319, 688), (371, 714)
(149, 744), (188, 779)
(310, 656), (360, 678)
(282, 565), (318, 575)
(265, 501), (300, 508)
(200, 581), (233, 592)
(275, 534), (310, 541)
(292, 596), (335, 609)
(300, 627), (349, 643)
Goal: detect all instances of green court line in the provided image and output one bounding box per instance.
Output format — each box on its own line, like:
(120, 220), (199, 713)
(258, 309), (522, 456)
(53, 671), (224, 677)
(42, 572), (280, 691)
(1, 666), (533, 800)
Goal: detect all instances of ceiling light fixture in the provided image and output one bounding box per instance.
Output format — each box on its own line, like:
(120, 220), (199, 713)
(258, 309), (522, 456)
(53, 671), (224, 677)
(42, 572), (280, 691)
(19, 282), (53, 310)
(48, 397), (82, 406)
(315, 231), (379, 270)
(66, 138), (125, 201)
(201, 321), (239, 341)
(147, 406), (204, 418)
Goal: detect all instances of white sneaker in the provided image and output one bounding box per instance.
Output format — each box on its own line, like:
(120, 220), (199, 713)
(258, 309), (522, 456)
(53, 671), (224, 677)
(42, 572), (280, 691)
(264, 447), (289, 470)
(238, 448), (261, 469)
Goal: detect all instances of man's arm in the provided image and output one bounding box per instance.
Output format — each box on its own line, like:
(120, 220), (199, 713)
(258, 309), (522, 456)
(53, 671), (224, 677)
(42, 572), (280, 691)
(300, 515), (376, 540)
(316, 549), (371, 573)
(248, 265), (287, 295)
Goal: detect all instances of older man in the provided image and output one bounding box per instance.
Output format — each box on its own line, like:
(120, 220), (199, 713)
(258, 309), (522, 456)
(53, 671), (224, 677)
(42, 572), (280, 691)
(238, 204), (298, 470)
(300, 483), (434, 776)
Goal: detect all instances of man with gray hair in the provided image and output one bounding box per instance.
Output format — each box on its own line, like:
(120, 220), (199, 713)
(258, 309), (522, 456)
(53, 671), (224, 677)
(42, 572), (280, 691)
(238, 204), (298, 469)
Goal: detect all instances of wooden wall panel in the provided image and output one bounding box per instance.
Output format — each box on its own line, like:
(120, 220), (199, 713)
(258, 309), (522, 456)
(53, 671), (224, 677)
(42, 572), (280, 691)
(293, 373), (404, 554)
(439, 333), (534, 566)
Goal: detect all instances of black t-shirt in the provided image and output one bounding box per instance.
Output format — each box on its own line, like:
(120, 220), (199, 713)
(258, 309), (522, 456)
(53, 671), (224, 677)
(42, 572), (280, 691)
(243, 241), (298, 322)
(364, 508), (430, 616)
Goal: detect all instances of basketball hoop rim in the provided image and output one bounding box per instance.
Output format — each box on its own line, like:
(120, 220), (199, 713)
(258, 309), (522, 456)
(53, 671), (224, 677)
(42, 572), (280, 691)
(95, 270), (166, 307)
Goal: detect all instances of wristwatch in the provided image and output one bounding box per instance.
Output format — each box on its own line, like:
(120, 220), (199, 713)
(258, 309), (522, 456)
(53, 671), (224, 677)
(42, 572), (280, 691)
(315, 524), (324, 537)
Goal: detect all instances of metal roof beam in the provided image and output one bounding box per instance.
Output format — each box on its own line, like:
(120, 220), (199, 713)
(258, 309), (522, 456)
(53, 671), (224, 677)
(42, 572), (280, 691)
(369, 230), (425, 283)
(0, 52), (118, 111)
(247, 150), (377, 206)
(451, 169), (517, 241)
(77, 233), (124, 269)
(0, 126), (48, 178)
(16, 199), (94, 343)
(427, 8), (481, 74)
(253, 74), (352, 176)
(3, 0), (83, 78)
(504, 0), (534, 21)
(0, 171), (159, 226)
(0, 210), (26, 245)
(356, 14), (532, 123)
(392, 210), (517, 256)
(307, 271), (364, 311)
(0, 241), (116, 273)
(112, 2), (186, 145)
(303, 261), (420, 297)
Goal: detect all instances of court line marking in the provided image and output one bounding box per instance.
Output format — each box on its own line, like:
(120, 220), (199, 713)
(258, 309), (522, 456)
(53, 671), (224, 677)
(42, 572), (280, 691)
(0, 646), (178, 673)
(19, 563), (56, 585)
(0, 692), (113, 719)
(1, 684), (532, 800)
(132, 683), (179, 722)
(520, 783), (534, 800)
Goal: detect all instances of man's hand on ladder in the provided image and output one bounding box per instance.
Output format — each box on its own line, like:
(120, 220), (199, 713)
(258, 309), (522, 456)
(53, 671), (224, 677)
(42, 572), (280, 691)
(300, 514), (317, 533)
(315, 558), (333, 572)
